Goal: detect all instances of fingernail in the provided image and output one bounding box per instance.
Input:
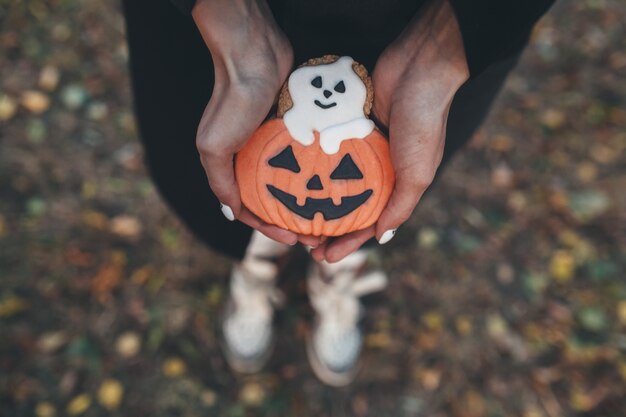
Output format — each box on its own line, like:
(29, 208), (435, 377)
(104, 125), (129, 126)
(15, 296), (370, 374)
(378, 229), (397, 245)
(220, 202), (235, 221)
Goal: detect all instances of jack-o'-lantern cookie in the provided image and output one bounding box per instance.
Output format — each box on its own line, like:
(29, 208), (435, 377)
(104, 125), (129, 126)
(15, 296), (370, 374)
(235, 55), (395, 237)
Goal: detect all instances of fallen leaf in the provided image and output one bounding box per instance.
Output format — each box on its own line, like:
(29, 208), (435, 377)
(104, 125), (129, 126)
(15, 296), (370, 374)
(0, 294), (29, 317)
(61, 84), (88, 110)
(163, 357), (186, 377)
(90, 251), (126, 303)
(38, 331), (67, 353)
(110, 215), (142, 238)
(240, 381), (265, 406)
(366, 332), (393, 348)
(98, 378), (124, 410)
(81, 210), (108, 229)
(200, 389), (217, 407)
(0, 95), (17, 120)
(21, 90), (50, 114)
(115, 331), (141, 358)
(487, 314), (508, 338)
(576, 162), (598, 183)
(419, 368), (442, 391)
(422, 312), (445, 331)
(550, 250), (575, 283)
(577, 307), (608, 332)
(35, 401), (56, 417)
(541, 108), (566, 129)
(38, 65), (60, 91)
(66, 394), (91, 415)
(417, 228), (439, 249)
(455, 316), (473, 335)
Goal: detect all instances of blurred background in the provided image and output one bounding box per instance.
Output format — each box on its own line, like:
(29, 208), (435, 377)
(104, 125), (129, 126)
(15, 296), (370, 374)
(1, 0), (625, 416)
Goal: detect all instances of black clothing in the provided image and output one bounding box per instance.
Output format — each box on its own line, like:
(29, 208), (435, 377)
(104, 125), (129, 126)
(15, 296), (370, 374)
(168, 0), (554, 78)
(122, 0), (547, 259)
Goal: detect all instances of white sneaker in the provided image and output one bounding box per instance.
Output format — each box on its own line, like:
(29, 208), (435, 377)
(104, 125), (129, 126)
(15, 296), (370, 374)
(306, 250), (388, 386)
(221, 232), (290, 373)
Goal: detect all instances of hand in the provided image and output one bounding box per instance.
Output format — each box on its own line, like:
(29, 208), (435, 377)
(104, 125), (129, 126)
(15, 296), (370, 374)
(192, 0), (321, 247)
(311, 0), (469, 262)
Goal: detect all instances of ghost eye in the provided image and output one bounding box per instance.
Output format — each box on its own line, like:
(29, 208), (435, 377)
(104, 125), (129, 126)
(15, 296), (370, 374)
(334, 81), (345, 93)
(330, 154), (363, 180)
(311, 76), (322, 88)
(268, 145), (300, 173)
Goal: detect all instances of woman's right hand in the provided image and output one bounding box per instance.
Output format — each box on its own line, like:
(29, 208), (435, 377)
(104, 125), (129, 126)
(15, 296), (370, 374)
(192, 0), (322, 246)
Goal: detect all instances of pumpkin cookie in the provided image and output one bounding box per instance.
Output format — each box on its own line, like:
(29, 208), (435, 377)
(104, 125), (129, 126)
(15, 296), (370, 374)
(235, 56), (394, 237)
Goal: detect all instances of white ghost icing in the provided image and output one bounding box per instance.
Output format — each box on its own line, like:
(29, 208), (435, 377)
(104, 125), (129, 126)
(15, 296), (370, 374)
(283, 56), (375, 155)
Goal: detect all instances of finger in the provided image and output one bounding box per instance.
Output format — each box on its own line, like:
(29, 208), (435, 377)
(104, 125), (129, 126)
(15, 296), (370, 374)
(298, 234), (322, 248)
(197, 85), (277, 220)
(321, 226), (376, 263)
(375, 103), (445, 244)
(237, 207), (298, 245)
(309, 239), (330, 263)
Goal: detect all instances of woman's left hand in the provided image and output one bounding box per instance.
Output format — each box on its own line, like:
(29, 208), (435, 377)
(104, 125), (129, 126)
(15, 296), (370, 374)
(311, 0), (470, 262)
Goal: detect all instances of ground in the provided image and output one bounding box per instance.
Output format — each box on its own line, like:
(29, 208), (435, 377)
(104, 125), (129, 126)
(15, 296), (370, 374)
(0, 1), (625, 416)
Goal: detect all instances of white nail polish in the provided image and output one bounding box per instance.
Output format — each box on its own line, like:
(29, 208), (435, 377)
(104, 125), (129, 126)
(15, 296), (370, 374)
(220, 203), (235, 221)
(378, 229), (397, 245)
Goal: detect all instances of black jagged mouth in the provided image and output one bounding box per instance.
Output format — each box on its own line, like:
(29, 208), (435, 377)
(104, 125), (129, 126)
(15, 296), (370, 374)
(267, 185), (372, 220)
(314, 100), (337, 109)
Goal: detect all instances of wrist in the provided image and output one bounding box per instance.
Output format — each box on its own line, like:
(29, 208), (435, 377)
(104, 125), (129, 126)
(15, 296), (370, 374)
(400, 0), (469, 88)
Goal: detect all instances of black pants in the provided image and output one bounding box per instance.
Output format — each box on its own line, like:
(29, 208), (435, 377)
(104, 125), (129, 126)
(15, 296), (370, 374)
(122, 0), (520, 260)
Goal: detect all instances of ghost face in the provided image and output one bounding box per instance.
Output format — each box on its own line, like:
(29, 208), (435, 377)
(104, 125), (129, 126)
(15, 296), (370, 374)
(286, 56), (368, 132)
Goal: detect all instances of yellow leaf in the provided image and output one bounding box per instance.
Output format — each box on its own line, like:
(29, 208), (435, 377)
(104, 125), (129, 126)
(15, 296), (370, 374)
(163, 357), (187, 377)
(66, 394), (91, 415)
(115, 332), (141, 358)
(422, 311), (444, 331)
(550, 250), (576, 283)
(0, 95), (17, 121)
(21, 90), (50, 114)
(0, 294), (28, 318)
(35, 401), (56, 417)
(240, 382), (265, 406)
(0, 214), (6, 237)
(98, 378), (124, 410)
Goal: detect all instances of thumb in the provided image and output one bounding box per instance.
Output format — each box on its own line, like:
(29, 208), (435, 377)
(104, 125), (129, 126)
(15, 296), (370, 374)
(375, 105), (445, 244)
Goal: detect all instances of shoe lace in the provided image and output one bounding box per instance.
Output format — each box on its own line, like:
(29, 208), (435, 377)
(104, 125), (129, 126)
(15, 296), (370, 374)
(308, 251), (387, 334)
(231, 258), (284, 321)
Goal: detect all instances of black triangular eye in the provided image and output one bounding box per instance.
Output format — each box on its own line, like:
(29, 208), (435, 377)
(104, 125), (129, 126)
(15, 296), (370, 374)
(311, 76), (322, 88)
(334, 81), (345, 93)
(330, 154), (363, 180)
(268, 145), (300, 173)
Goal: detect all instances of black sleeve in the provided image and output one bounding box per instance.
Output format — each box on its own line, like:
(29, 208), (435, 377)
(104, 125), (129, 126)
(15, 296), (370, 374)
(170, 0), (196, 15)
(448, 0), (555, 78)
